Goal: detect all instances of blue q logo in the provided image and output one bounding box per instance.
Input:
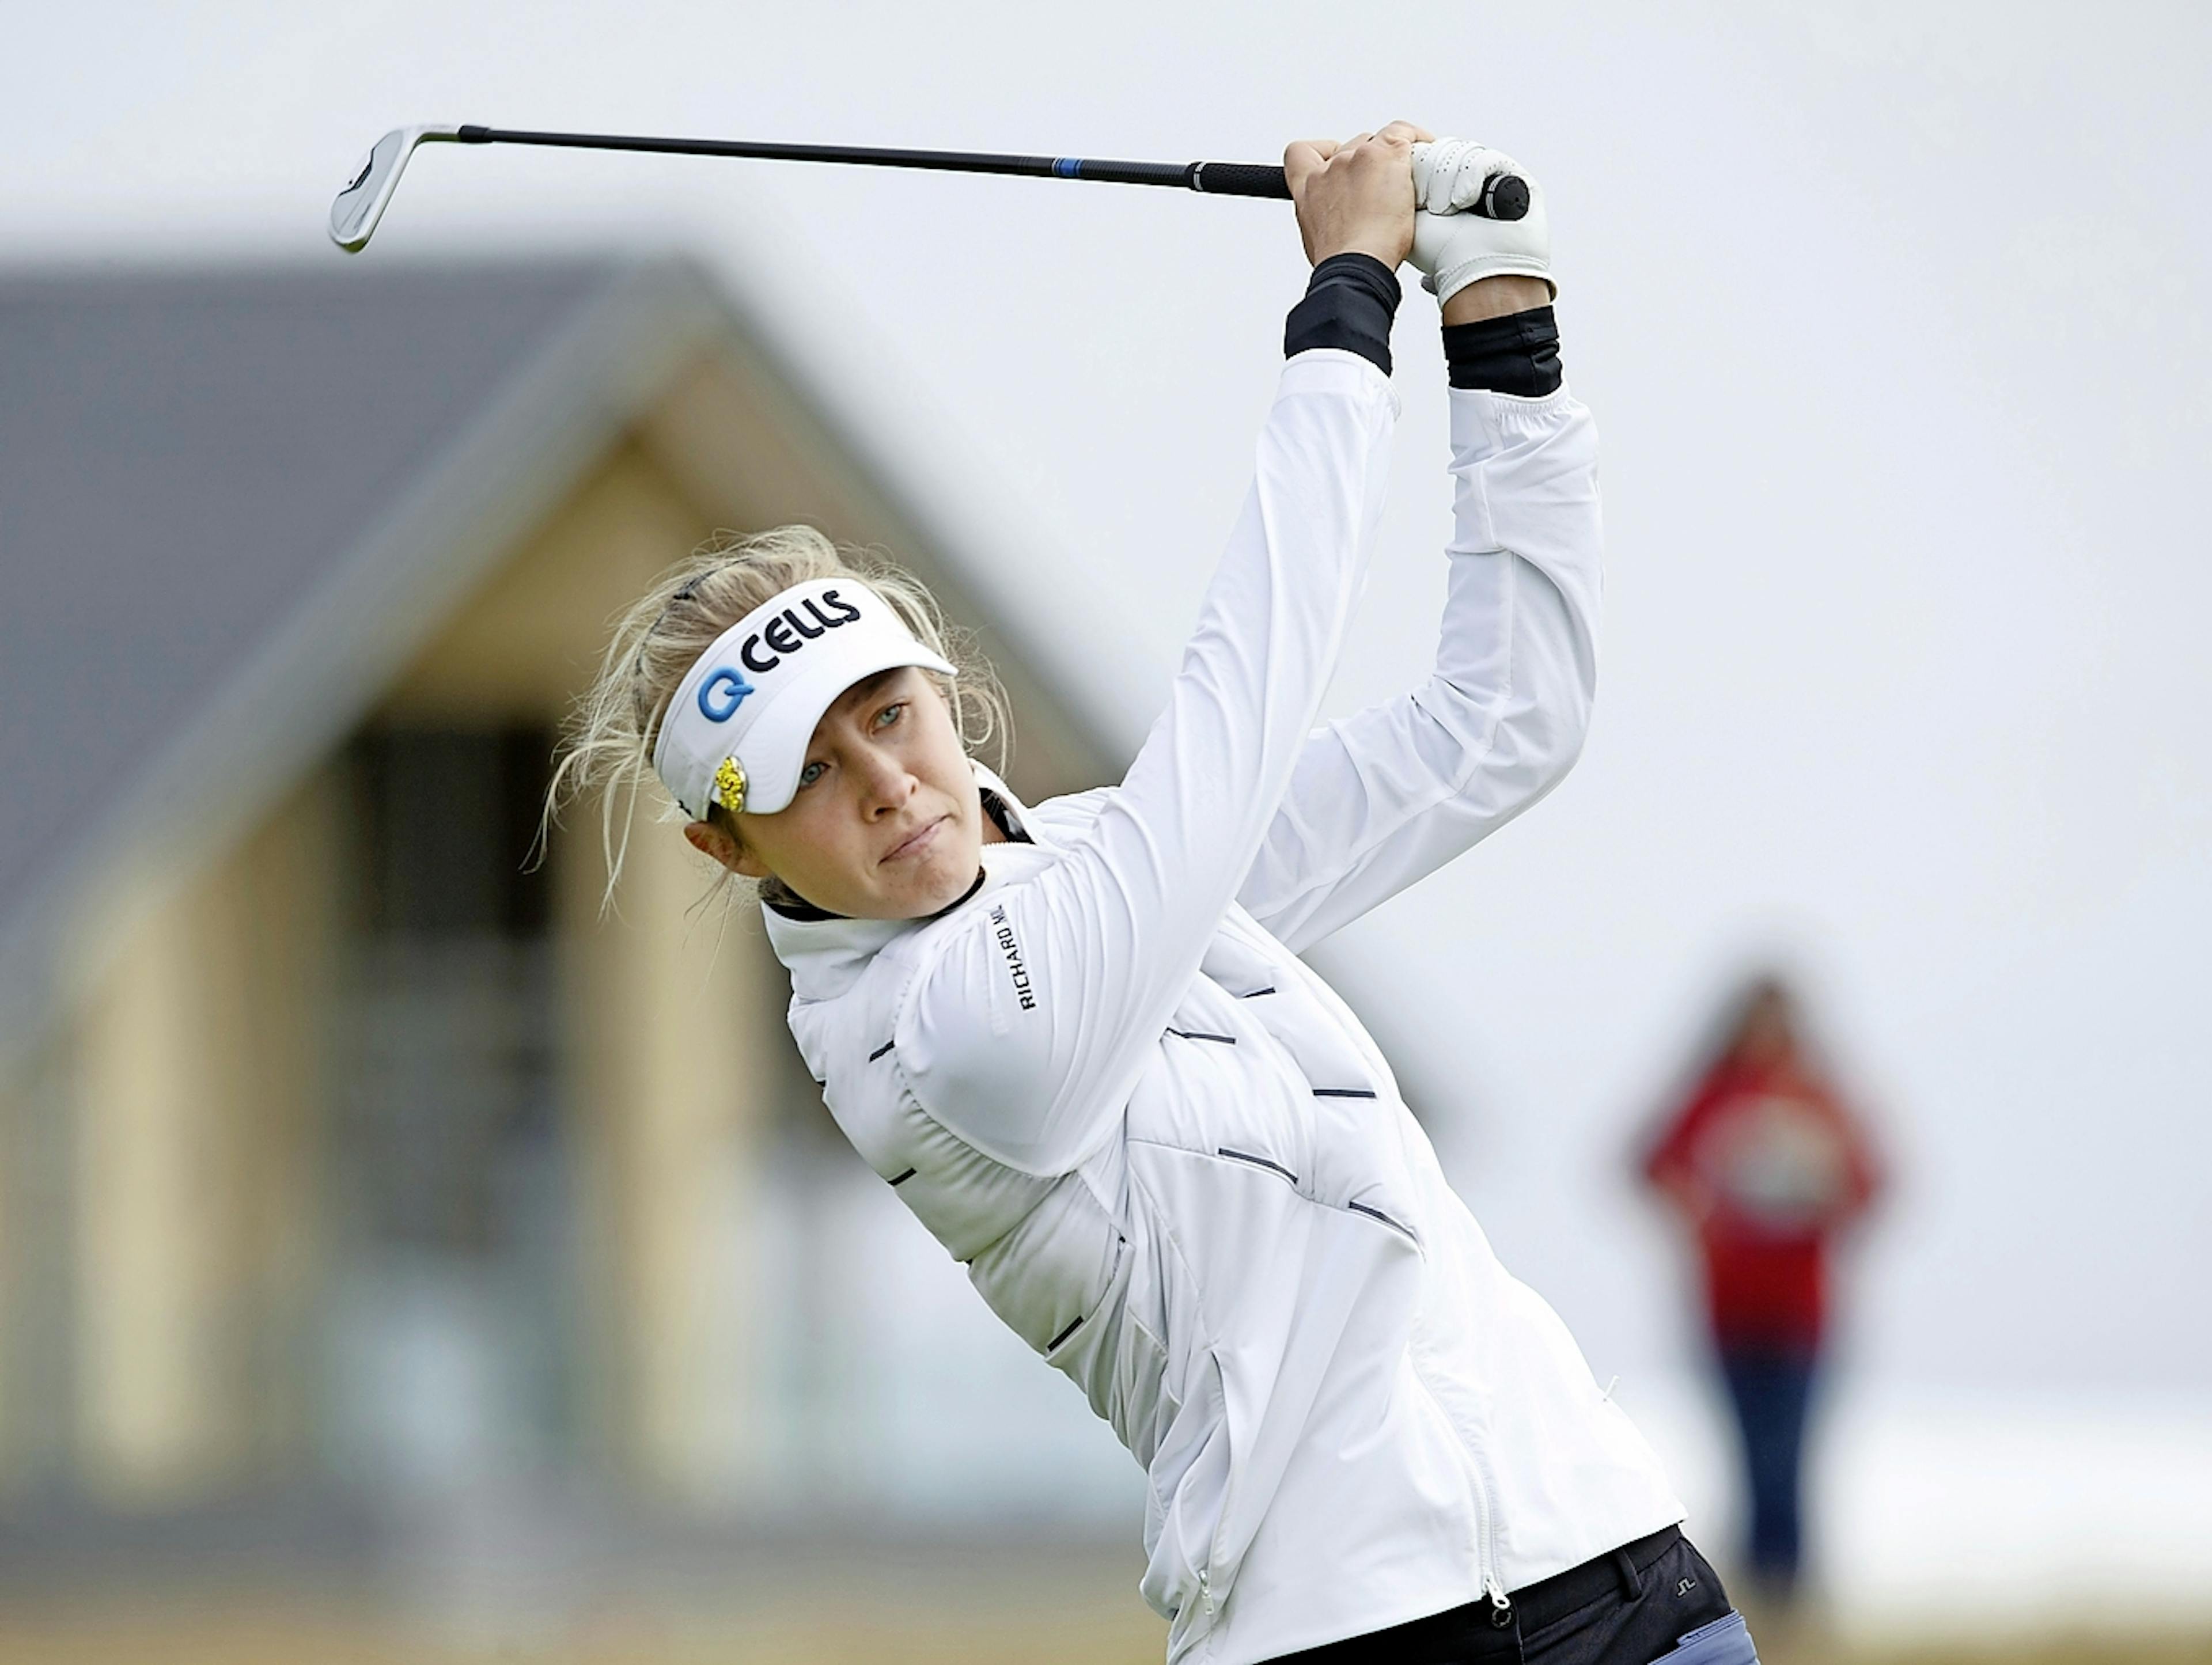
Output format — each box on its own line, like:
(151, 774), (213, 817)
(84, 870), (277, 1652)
(697, 667), (753, 722)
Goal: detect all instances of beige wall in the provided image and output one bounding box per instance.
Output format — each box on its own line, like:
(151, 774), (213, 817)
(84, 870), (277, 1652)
(385, 434), (787, 1499)
(72, 776), (337, 1503)
(53, 433), (787, 1504)
(558, 805), (783, 1499)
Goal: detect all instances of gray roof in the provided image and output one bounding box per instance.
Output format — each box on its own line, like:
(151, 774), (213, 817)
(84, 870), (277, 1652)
(0, 254), (1111, 1073)
(0, 261), (619, 918)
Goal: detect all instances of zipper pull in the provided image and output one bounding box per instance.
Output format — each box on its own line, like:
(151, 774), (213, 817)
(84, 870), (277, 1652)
(1485, 1575), (1514, 1629)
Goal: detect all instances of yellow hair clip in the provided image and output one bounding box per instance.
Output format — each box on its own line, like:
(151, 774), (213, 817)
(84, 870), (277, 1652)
(713, 756), (747, 815)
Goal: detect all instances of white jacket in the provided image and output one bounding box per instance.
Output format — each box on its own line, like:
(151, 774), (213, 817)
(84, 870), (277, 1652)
(765, 349), (1683, 1664)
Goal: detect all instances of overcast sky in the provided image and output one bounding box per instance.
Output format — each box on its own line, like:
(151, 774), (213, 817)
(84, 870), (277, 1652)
(4, 0), (2207, 1396)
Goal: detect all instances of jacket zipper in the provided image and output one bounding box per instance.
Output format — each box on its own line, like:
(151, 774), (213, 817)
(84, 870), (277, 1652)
(1412, 1355), (1510, 1628)
(1484, 1571), (1513, 1628)
(1469, 1442), (1511, 1626)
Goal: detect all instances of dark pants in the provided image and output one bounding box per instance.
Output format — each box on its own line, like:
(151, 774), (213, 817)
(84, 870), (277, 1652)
(1267, 1529), (1756, 1664)
(1717, 1347), (1818, 1588)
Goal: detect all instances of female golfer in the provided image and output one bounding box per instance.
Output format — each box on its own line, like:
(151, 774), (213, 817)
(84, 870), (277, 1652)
(553, 124), (1759, 1665)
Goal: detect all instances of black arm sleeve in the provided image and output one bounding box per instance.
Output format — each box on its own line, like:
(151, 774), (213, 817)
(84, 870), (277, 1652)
(1283, 253), (1402, 376)
(1441, 303), (1563, 396)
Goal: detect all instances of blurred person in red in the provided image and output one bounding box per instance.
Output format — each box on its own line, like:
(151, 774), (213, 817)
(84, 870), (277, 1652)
(1641, 974), (1881, 1600)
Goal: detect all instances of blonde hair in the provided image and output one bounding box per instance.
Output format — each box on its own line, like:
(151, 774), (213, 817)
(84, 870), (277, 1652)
(545, 525), (1011, 911)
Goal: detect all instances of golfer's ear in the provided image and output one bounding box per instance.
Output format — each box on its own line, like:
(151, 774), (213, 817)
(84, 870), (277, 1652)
(684, 818), (763, 878)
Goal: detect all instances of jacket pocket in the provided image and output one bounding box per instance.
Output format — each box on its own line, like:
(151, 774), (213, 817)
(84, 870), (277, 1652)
(1140, 1348), (1235, 1630)
(1042, 1226), (1130, 1410)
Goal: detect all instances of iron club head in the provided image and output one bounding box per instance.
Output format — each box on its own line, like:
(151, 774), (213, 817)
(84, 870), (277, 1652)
(329, 126), (461, 252)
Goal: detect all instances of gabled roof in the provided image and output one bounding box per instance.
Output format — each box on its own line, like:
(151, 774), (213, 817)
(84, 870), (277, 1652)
(0, 255), (1111, 1072)
(0, 263), (620, 910)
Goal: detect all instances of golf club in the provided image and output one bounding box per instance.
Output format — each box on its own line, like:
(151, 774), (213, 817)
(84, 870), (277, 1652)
(329, 124), (1532, 252)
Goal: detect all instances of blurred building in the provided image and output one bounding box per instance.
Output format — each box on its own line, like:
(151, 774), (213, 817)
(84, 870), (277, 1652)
(0, 257), (1112, 1549)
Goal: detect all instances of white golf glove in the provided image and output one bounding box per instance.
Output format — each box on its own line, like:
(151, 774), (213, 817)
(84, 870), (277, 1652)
(1408, 139), (1553, 305)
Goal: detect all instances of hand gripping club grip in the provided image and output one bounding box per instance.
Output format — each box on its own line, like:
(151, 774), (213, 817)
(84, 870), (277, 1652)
(1184, 160), (1531, 222)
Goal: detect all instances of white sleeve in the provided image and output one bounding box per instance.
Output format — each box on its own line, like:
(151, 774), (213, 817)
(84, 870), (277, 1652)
(1233, 381), (1604, 955)
(895, 350), (1398, 1176)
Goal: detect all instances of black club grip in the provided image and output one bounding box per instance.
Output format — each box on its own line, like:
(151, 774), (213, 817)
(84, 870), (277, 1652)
(1187, 161), (1295, 199)
(1188, 161), (1529, 221)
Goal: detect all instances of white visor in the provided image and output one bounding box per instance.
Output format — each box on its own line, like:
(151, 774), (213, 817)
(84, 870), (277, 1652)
(652, 578), (956, 820)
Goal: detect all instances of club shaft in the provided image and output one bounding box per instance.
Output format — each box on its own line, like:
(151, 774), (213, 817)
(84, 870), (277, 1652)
(456, 125), (1293, 199)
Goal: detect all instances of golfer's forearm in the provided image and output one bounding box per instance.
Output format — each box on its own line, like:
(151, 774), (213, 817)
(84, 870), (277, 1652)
(1286, 261), (1562, 398)
(1442, 304), (1565, 397)
(1283, 253), (1402, 375)
(1442, 274), (1551, 327)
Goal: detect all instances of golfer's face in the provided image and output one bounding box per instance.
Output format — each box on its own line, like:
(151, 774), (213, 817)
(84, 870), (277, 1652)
(734, 667), (987, 919)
